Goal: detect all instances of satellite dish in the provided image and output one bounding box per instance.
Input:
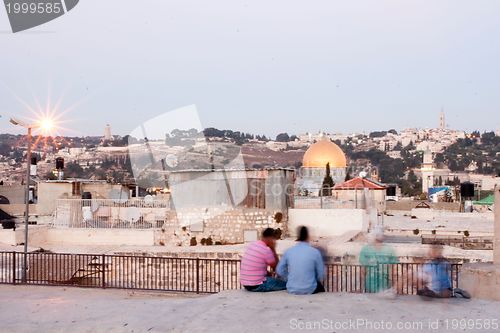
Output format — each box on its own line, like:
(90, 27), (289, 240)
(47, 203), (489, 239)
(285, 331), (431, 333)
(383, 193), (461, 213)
(144, 195), (154, 204)
(124, 207), (141, 222)
(109, 189), (128, 204)
(82, 206), (93, 222)
(90, 200), (100, 213)
(359, 171), (368, 178)
(165, 154), (179, 168)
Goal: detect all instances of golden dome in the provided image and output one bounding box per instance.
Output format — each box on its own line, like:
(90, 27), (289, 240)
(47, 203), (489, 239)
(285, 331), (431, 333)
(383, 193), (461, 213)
(302, 139), (347, 168)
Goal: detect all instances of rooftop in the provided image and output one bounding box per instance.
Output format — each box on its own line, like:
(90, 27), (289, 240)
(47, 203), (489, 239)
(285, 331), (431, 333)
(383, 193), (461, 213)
(334, 177), (387, 190)
(0, 285), (497, 333)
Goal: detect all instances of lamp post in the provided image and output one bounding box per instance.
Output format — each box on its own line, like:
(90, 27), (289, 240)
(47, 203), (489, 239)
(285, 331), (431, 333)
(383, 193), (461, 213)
(10, 118), (35, 283)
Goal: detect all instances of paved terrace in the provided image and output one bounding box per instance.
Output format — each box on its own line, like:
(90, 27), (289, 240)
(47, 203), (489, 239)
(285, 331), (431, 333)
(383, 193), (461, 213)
(0, 285), (498, 333)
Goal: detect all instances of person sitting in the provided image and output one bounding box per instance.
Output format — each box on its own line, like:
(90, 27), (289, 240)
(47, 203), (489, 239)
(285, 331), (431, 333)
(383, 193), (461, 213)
(417, 245), (452, 298)
(276, 226), (325, 295)
(417, 244), (470, 299)
(240, 228), (286, 292)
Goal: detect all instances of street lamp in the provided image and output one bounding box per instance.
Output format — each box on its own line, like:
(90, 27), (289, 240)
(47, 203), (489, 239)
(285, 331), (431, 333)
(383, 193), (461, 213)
(10, 117), (54, 282)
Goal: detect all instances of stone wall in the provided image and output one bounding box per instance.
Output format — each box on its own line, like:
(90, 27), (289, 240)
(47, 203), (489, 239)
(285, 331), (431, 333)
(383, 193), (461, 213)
(155, 208), (285, 246)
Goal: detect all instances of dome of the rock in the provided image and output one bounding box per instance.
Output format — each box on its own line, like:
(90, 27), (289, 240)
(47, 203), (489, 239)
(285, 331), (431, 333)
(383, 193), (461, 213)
(302, 139), (347, 169)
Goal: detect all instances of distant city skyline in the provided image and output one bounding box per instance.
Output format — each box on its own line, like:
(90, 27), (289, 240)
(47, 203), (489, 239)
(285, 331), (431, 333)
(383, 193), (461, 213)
(0, 117), (496, 139)
(1, 1), (499, 137)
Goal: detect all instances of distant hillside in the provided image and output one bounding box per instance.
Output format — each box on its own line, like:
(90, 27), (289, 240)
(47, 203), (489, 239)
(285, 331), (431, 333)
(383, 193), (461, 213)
(436, 132), (499, 175)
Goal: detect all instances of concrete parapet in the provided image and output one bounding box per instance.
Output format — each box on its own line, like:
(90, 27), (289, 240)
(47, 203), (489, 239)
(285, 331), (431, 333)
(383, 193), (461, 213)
(459, 186), (500, 300)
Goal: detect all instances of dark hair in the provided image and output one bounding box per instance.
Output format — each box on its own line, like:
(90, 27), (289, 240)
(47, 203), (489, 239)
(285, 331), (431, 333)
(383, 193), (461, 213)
(296, 226), (309, 242)
(262, 228), (276, 239)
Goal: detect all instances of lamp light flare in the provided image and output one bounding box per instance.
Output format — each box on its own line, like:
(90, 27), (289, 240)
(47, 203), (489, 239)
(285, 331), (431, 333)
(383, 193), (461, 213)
(38, 117), (55, 133)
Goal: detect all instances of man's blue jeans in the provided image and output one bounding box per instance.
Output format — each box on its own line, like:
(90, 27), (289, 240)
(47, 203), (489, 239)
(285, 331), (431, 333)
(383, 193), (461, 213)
(245, 277), (287, 292)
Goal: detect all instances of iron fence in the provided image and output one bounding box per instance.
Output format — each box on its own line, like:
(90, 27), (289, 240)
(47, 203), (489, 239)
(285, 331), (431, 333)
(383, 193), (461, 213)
(0, 252), (461, 295)
(52, 199), (171, 229)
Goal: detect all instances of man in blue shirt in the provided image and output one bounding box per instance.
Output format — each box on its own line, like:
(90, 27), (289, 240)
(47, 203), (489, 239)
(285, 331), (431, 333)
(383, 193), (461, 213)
(277, 226), (325, 295)
(417, 244), (470, 299)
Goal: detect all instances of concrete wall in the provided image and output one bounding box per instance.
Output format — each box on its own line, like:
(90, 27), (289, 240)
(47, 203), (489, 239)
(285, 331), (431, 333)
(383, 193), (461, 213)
(0, 225), (49, 246)
(481, 176), (500, 191)
(0, 185), (25, 204)
(0, 226), (155, 247)
(410, 209), (493, 221)
(332, 189), (386, 212)
(459, 187), (500, 300)
(288, 208), (368, 239)
(168, 169), (294, 211)
(495, 186), (500, 265)
(0, 229), (17, 245)
(0, 204), (37, 216)
(36, 182), (126, 216)
(460, 263), (500, 300)
(265, 169), (294, 212)
(44, 229), (155, 246)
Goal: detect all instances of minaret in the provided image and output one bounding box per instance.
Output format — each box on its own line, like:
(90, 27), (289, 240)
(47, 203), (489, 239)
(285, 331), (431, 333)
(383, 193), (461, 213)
(439, 110), (445, 129)
(421, 148), (435, 194)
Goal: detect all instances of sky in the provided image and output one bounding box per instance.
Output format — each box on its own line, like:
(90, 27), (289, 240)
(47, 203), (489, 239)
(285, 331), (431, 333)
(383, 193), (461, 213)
(0, 0), (499, 138)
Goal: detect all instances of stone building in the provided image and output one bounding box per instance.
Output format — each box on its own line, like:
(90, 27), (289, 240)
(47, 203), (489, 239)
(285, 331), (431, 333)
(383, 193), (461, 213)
(47, 168), (295, 246)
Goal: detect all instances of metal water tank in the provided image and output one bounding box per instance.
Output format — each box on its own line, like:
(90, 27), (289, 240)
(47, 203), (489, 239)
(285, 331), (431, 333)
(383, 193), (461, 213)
(55, 157), (65, 170)
(460, 182), (475, 198)
(386, 186), (397, 197)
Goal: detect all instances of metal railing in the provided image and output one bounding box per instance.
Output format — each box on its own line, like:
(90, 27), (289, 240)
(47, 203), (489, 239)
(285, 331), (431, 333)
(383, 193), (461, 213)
(52, 199), (171, 229)
(0, 252), (461, 294)
(294, 197), (362, 209)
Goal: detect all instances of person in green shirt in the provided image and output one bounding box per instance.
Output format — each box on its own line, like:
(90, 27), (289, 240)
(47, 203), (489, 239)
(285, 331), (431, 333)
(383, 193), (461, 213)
(359, 229), (399, 293)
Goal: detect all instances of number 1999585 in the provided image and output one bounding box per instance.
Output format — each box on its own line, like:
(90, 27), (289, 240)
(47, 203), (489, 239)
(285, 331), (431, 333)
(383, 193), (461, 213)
(5, 1), (62, 14)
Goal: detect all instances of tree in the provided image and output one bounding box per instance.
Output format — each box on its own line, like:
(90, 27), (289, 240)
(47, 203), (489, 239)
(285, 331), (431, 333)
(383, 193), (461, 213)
(45, 171), (57, 180)
(405, 141), (416, 150)
(0, 143), (12, 157)
(65, 162), (85, 178)
(407, 170), (418, 183)
(321, 163), (335, 196)
(276, 133), (290, 142)
(369, 131), (387, 138)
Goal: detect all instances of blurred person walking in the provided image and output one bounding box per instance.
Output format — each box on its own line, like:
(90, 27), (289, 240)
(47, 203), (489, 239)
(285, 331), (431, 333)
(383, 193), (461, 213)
(359, 227), (399, 295)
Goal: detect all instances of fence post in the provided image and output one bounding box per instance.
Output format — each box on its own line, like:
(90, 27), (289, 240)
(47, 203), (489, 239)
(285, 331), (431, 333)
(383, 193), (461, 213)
(196, 258), (200, 294)
(101, 254), (106, 289)
(12, 252), (16, 285)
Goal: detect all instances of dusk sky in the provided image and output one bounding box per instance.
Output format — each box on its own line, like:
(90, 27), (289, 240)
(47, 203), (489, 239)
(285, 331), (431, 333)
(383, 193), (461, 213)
(1, 0), (499, 137)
